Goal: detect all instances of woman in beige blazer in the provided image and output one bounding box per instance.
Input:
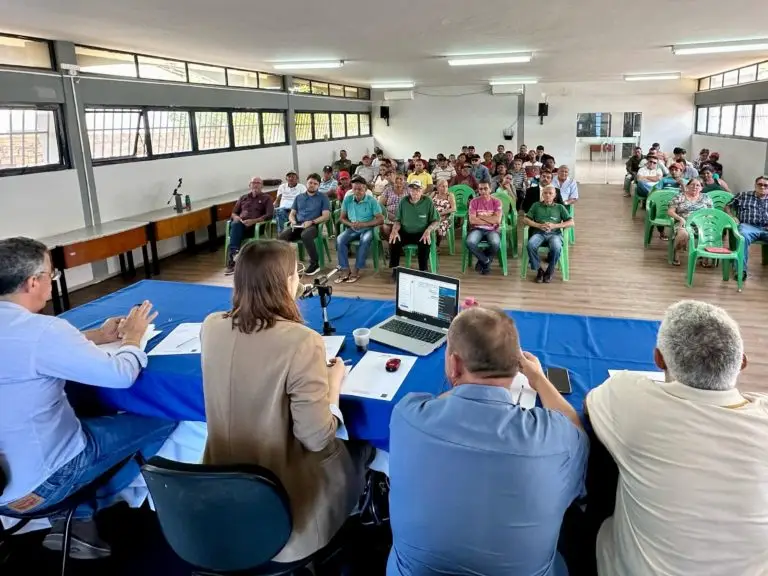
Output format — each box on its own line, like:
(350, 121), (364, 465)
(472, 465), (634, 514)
(201, 240), (372, 564)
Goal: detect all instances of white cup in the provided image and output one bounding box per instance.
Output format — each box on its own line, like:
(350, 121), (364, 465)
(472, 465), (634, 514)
(352, 328), (371, 351)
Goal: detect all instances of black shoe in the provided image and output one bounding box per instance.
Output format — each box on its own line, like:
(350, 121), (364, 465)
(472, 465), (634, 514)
(535, 269), (544, 283)
(543, 274), (552, 283)
(43, 519), (111, 560)
(738, 271), (748, 281)
(481, 263), (491, 275)
(305, 263), (321, 276)
(474, 260), (483, 272)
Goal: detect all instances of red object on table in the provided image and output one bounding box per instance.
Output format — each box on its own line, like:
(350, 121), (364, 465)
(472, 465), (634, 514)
(386, 358), (402, 373)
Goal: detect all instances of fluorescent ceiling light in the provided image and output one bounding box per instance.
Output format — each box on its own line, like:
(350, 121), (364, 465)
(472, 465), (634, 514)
(272, 61), (343, 70)
(447, 53), (532, 67)
(624, 73), (681, 82)
(370, 82), (415, 89)
(672, 39), (768, 55)
(489, 79), (538, 85)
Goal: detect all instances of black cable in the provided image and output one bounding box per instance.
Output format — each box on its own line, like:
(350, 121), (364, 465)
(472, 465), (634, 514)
(328, 296), (360, 322)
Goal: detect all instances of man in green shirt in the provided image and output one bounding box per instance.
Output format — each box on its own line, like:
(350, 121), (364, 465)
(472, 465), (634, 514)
(388, 181), (439, 275)
(332, 149), (352, 176)
(524, 185), (574, 283)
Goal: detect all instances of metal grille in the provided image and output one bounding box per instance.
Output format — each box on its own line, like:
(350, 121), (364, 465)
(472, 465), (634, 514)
(0, 107), (60, 170)
(295, 113), (313, 142)
(85, 107), (146, 159)
(346, 113), (359, 137)
(331, 113), (346, 139)
(232, 112), (260, 147)
(262, 112), (286, 144)
(195, 111), (229, 150)
(147, 110), (192, 154)
(313, 113), (331, 140)
(359, 113), (371, 135)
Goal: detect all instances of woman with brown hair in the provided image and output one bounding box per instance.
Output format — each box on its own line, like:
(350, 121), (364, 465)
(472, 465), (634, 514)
(201, 240), (371, 564)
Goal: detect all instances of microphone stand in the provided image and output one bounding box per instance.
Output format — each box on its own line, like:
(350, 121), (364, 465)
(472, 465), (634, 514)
(300, 268), (338, 336)
(166, 178), (184, 213)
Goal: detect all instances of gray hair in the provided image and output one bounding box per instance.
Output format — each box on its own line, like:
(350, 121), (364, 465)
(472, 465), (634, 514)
(0, 237), (48, 296)
(657, 300), (743, 391)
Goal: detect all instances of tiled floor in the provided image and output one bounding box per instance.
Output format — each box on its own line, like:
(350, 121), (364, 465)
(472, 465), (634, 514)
(575, 159), (628, 185)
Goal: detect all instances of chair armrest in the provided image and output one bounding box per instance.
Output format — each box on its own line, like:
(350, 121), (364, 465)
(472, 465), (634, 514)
(522, 225), (530, 242)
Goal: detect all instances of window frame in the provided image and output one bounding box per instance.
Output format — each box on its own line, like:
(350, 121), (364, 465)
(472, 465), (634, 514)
(293, 111), (373, 143)
(698, 59), (768, 91)
(84, 106), (149, 162)
(0, 104), (70, 177)
(291, 78), (372, 100)
(694, 101), (768, 142)
(0, 32), (55, 71)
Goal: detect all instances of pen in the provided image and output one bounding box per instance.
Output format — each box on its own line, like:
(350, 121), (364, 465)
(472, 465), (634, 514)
(327, 359), (352, 366)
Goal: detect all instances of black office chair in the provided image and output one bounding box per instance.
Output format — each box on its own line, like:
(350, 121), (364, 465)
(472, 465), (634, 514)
(0, 453), (141, 576)
(141, 456), (314, 576)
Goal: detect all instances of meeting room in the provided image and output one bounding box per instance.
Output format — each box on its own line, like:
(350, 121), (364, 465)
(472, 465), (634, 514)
(3, 2), (768, 575)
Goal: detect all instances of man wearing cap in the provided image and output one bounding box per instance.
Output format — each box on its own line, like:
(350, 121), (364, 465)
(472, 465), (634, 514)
(492, 144), (507, 168)
(275, 170), (307, 234)
(432, 155), (457, 183)
(225, 176), (274, 275)
(354, 155), (375, 184)
(389, 181), (440, 275)
(278, 173), (330, 276)
(407, 159), (434, 192)
(319, 166), (339, 199)
(336, 171), (352, 199)
(451, 163), (479, 191)
(335, 176), (384, 283)
(471, 155), (492, 185)
(332, 150), (352, 175)
(669, 147), (699, 180)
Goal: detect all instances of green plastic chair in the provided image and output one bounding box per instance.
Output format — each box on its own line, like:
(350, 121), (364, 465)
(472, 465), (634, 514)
(378, 227), (439, 273)
(520, 226), (570, 281)
(449, 184), (475, 226)
(683, 209), (744, 291)
(643, 190), (678, 248)
(492, 191), (519, 258)
(633, 181), (679, 218)
(461, 219), (508, 276)
(565, 204), (575, 245)
(332, 209), (380, 272)
(223, 220), (271, 264)
(707, 190), (734, 211)
(291, 220), (331, 268)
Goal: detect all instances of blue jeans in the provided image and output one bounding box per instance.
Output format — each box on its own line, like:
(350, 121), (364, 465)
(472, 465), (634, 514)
(466, 228), (501, 266)
(738, 223), (768, 271)
(275, 208), (291, 234)
(228, 220), (254, 258)
(337, 227), (374, 270)
(0, 415), (176, 520)
(635, 180), (654, 197)
(528, 232), (563, 275)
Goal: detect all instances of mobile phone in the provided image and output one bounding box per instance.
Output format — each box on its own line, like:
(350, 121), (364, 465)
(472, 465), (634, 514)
(547, 367), (572, 394)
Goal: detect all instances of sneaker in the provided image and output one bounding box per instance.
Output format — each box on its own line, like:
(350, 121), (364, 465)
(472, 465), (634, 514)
(474, 260), (483, 272)
(535, 269), (544, 283)
(43, 519), (111, 560)
(305, 263), (321, 276)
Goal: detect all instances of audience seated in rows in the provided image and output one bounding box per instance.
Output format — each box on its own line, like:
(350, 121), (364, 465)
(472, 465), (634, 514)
(667, 178), (713, 267)
(275, 170), (307, 233)
(726, 175), (768, 281)
(431, 154), (456, 184)
(524, 185), (574, 283)
(470, 154), (492, 184)
(700, 166), (729, 192)
(431, 179), (456, 248)
(658, 162), (688, 191)
(451, 162), (479, 190)
(378, 173), (408, 242)
(554, 165), (579, 205)
(335, 177), (384, 284)
(354, 155), (376, 184)
(372, 164), (391, 196)
(277, 173), (331, 276)
(226, 177), (275, 275)
(332, 149), (352, 176)
(587, 300), (768, 576)
(465, 182), (503, 275)
(201, 240), (371, 564)
(668, 147), (699, 180)
(388, 307), (587, 576)
(319, 165), (339, 198)
(388, 181), (439, 275)
(0, 238), (175, 557)
(640, 150), (669, 177)
(521, 169), (562, 213)
(537, 145), (555, 166)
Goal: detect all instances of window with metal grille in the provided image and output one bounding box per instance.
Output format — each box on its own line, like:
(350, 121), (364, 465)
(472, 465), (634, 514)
(232, 112), (261, 147)
(0, 34), (52, 69)
(311, 82), (329, 96)
(719, 105), (735, 136)
(292, 78), (311, 94)
(331, 113), (346, 139)
(754, 104), (768, 139)
(85, 107), (147, 160)
(147, 110), (192, 154)
(295, 113), (313, 142)
(735, 105), (753, 137)
(359, 113), (371, 135)
(346, 114), (359, 137)
(707, 107), (720, 134)
(696, 108), (707, 133)
(262, 112), (286, 144)
(0, 107), (63, 173)
(195, 111), (230, 150)
(313, 113), (331, 140)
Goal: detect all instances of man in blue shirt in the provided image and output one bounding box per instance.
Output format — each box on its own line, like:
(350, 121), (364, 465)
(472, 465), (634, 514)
(318, 165), (339, 197)
(278, 173), (331, 275)
(470, 154), (491, 184)
(335, 176), (384, 283)
(726, 175), (768, 281)
(388, 306), (588, 576)
(0, 237), (176, 559)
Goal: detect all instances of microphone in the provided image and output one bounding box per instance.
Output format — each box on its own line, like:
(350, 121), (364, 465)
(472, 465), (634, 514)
(166, 177), (184, 205)
(299, 268), (339, 300)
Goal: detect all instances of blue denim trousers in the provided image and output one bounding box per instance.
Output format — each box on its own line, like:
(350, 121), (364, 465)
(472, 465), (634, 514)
(527, 231), (563, 275)
(275, 208), (291, 234)
(465, 228), (501, 265)
(738, 223), (768, 271)
(337, 227), (374, 270)
(0, 414), (176, 520)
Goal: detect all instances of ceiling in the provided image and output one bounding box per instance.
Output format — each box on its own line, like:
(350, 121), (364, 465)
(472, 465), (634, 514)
(4, 0), (768, 87)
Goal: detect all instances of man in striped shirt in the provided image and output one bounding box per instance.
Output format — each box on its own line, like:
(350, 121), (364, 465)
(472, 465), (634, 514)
(432, 155), (457, 184)
(726, 176), (768, 280)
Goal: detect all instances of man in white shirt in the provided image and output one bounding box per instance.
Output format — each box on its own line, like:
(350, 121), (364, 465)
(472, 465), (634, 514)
(354, 155), (375, 184)
(432, 154), (456, 183)
(275, 170), (307, 233)
(553, 165), (578, 204)
(586, 300), (768, 576)
(635, 157), (663, 197)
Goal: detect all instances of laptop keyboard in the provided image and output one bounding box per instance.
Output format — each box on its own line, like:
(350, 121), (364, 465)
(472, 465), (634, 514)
(380, 319), (445, 344)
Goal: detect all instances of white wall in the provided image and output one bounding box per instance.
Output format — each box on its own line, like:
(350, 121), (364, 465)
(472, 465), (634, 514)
(297, 137), (374, 177)
(526, 80), (697, 177)
(692, 134), (768, 193)
(372, 87), (519, 159)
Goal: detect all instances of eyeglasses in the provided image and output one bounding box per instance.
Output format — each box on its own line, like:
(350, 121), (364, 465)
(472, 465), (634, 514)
(39, 269), (61, 282)
(756, 182), (768, 188)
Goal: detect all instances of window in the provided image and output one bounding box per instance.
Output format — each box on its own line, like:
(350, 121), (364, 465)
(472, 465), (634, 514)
(0, 34), (52, 69)
(331, 113), (346, 138)
(138, 55), (187, 82)
(147, 110), (192, 154)
(359, 88), (371, 100)
(576, 113), (611, 137)
(232, 112), (260, 147)
(696, 108), (708, 133)
(75, 46), (137, 77)
(313, 113), (331, 140)
(0, 107), (63, 173)
(735, 105), (753, 137)
(85, 108), (147, 160)
(344, 86), (359, 98)
(311, 82), (329, 96)
(188, 63), (226, 85)
(329, 84), (345, 97)
(710, 74), (723, 89)
(258, 73), (283, 90)
(754, 104), (768, 139)
(227, 69), (259, 88)
(739, 65), (757, 84)
(346, 113), (359, 137)
(707, 107), (720, 134)
(295, 113), (313, 142)
(359, 113), (371, 135)
(292, 78), (311, 94)
(723, 70), (739, 87)
(195, 111), (230, 150)
(719, 105), (735, 135)
(698, 77), (710, 91)
(262, 112), (286, 144)
(759, 62), (768, 82)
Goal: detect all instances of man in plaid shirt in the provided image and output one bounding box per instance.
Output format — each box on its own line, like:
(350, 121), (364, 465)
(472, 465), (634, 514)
(726, 175), (768, 280)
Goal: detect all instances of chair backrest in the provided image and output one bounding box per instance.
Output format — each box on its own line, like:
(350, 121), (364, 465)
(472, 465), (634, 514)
(686, 209), (737, 248)
(647, 190), (678, 219)
(707, 190), (734, 211)
(450, 184), (475, 214)
(141, 457), (293, 573)
(492, 191), (514, 217)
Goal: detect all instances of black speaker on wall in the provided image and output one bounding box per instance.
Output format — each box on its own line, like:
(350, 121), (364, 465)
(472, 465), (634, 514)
(380, 106), (390, 120)
(538, 102), (549, 117)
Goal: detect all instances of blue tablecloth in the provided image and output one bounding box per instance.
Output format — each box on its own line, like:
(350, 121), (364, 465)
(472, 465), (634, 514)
(63, 280), (661, 449)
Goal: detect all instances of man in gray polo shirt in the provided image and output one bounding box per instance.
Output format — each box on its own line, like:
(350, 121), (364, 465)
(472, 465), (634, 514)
(278, 173), (331, 275)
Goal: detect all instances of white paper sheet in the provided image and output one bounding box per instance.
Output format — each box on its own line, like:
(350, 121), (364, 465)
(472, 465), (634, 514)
(147, 323), (202, 356)
(608, 369), (665, 383)
(342, 351), (416, 401)
(323, 335), (345, 362)
(509, 372), (538, 409)
(97, 325), (160, 356)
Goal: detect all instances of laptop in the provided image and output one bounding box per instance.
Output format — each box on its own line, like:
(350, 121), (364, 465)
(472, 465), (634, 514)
(369, 268), (460, 356)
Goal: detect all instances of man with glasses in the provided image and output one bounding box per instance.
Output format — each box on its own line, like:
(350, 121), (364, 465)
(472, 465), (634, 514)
(0, 237), (176, 559)
(726, 176), (768, 281)
(635, 156), (663, 198)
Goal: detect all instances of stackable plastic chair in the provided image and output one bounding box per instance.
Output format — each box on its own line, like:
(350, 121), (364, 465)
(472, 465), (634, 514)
(683, 209), (744, 291)
(520, 226), (570, 281)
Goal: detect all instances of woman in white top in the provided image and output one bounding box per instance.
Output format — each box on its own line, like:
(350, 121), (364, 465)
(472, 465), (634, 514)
(372, 165), (391, 197)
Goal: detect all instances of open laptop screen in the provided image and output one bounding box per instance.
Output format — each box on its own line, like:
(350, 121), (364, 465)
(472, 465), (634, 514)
(396, 268), (459, 328)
